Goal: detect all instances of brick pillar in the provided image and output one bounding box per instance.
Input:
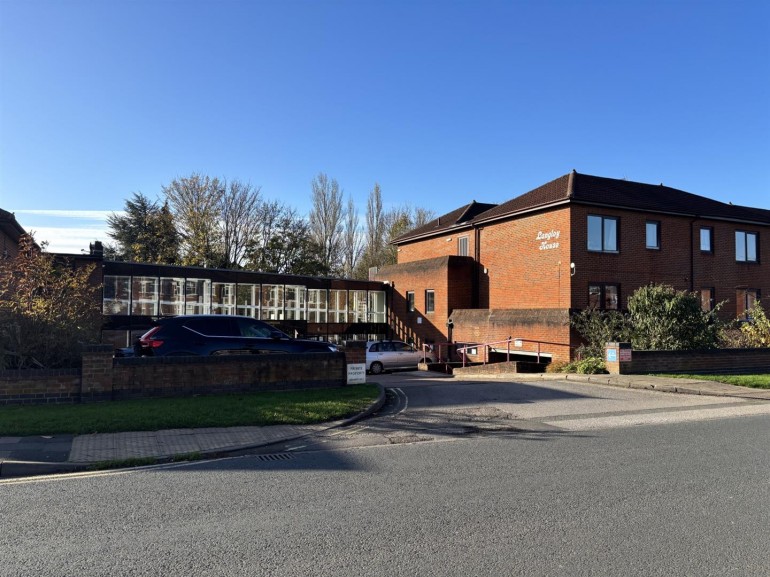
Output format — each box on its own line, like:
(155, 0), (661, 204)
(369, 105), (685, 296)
(81, 344), (114, 402)
(605, 342), (632, 374)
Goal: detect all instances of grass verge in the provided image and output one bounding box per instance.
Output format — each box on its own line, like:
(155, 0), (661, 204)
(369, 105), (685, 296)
(0, 383), (380, 436)
(656, 374), (770, 389)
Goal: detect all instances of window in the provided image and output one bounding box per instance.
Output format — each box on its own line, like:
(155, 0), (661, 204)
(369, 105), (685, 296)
(349, 290), (368, 322)
(103, 275), (130, 315)
(131, 276), (158, 316)
(308, 289), (328, 323)
(458, 236), (469, 257)
(329, 289), (348, 322)
(236, 283), (258, 317)
(588, 283), (620, 310)
(368, 291), (386, 322)
(587, 215), (618, 252)
(737, 288), (761, 319)
(645, 221), (660, 249)
(159, 277), (185, 315)
(406, 291), (415, 312)
(425, 290), (435, 313)
(212, 283), (236, 315)
(700, 287), (715, 311)
(736, 231), (758, 262)
(284, 285), (306, 320)
(185, 279), (211, 314)
(700, 227), (713, 253)
(261, 284), (284, 320)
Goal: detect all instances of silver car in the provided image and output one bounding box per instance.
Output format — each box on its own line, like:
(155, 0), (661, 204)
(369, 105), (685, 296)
(366, 340), (436, 374)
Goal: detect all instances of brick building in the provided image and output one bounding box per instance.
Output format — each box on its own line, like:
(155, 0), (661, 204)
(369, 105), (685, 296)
(376, 171), (770, 364)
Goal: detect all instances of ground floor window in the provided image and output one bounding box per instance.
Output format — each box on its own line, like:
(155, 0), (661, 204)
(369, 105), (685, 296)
(700, 287), (715, 312)
(588, 283), (620, 310)
(308, 289), (327, 322)
(212, 283), (236, 315)
(737, 288), (761, 319)
(368, 291), (386, 322)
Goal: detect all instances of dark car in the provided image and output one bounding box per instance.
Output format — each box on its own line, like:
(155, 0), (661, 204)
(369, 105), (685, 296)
(134, 315), (338, 357)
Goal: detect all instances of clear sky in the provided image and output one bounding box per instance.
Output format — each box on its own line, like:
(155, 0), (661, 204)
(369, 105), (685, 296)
(1, 0), (768, 253)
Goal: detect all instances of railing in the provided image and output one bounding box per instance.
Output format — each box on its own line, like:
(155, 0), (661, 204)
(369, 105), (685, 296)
(455, 337), (574, 367)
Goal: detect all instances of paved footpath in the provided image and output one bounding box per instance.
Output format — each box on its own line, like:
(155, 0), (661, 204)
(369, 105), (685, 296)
(2, 374), (769, 478)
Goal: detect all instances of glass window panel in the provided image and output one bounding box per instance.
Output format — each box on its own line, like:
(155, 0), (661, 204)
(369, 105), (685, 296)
(103, 275), (130, 315)
(285, 285), (306, 320)
(700, 228), (712, 252)
(425, 289), (435, 313)
(236, 284), (258, 317)
(406, 291), (415, 312)
(603, 218), (617, 251)
(458, 236), (469, 256)
(368, 291), (386, 323)
(646, 222), (659, 249)
(185, 279), (211, 314)
(131, 276), (158, 316)
(736, 231), (746, 261)
(212, 282), (236, 315)
(349, 290), (367, 322)
(604, 285), (619, 310)
(588, 284), (601, 309)
(587, 216), (603, 251)
(261, 284), (284, 320)
(747, 233), (758, 262)
(308, 289), (327, 323)
(329, 289), (348, 322)
(159, 277), (184, 316)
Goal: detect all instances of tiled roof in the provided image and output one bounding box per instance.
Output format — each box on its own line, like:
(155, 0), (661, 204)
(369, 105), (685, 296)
(392, 200), (497, 243)
(394, 171), (769, 243)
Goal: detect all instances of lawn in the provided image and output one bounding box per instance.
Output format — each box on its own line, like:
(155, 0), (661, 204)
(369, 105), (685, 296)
(657, 374), (770, 389)
(0, 383), (380, 437)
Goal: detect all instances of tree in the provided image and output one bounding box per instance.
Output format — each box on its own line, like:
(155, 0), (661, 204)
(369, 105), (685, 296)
(163, 173), (225, 267)
(0, 234), (102, 368)
(220, 179), (262, 268)
(308, 173), (344, 275)
(628, 284), (724, 350)
(245, 202), (329, 276)
(106, 193), (180, 263)
(341, 196), (363, 278)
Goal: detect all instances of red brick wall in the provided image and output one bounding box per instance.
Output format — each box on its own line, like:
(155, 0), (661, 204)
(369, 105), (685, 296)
(479, 207), (572, 309)
(609, 347), (770, 375)
(569, 206), (770, 318)
(0, 351), (347, 405)
(397, 229), (476, 264)
(0, 369), (81, 404)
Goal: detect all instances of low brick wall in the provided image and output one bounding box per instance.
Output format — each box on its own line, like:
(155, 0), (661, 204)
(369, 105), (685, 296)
(110, 353), (346, 401)
(453, 360), (549, 376)
(0, 347), (349, 405)
(0, 368), (81, 405)
(608, 348), (770, 375)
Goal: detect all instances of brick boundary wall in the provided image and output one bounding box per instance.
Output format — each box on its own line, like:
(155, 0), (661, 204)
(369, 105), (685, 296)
(0, 346), (350, 406)
(605, 346), (770, 375)
(453, 360), (548, 376)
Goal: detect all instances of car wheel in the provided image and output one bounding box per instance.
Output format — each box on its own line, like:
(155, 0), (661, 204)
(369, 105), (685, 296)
(369, 361), (384, 375)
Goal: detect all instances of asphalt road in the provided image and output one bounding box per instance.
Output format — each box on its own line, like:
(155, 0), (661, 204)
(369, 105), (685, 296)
(3, 375), (769, 577)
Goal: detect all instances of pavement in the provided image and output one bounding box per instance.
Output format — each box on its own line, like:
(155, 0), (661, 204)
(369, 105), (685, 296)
(2, 373), (769, 479)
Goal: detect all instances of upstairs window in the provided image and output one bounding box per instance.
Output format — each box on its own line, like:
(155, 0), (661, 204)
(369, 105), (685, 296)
(736, 231), (758, 262)
(458, 236), (469, 257)
(406, 291), (415, 312)
(700, 227), (713, 253)
(425, 289), (435, 314)
(645, 221), (660, 249)
(587, 215), (618, 252)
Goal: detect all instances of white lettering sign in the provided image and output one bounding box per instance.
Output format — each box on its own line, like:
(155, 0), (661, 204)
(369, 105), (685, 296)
(536, 229), (561, 250)
(347, 363), (366, 384)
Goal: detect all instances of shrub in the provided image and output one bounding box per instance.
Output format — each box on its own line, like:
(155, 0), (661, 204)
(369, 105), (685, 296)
(558, 357), (608, 374)
(740, 302), (770, 348)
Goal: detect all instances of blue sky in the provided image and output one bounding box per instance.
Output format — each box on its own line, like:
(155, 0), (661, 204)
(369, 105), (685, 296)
(1, 0), (768, 253)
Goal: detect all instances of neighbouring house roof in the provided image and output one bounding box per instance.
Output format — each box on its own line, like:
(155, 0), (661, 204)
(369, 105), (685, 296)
(393, 171), (770, 244)
(0, 208), (29, 255)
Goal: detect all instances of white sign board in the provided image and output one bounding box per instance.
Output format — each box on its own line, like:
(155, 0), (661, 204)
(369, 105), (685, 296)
(347, 363), (366, 384)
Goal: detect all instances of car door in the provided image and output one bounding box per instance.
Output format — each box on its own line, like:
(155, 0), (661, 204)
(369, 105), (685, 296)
(394, 341), (421, 368)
